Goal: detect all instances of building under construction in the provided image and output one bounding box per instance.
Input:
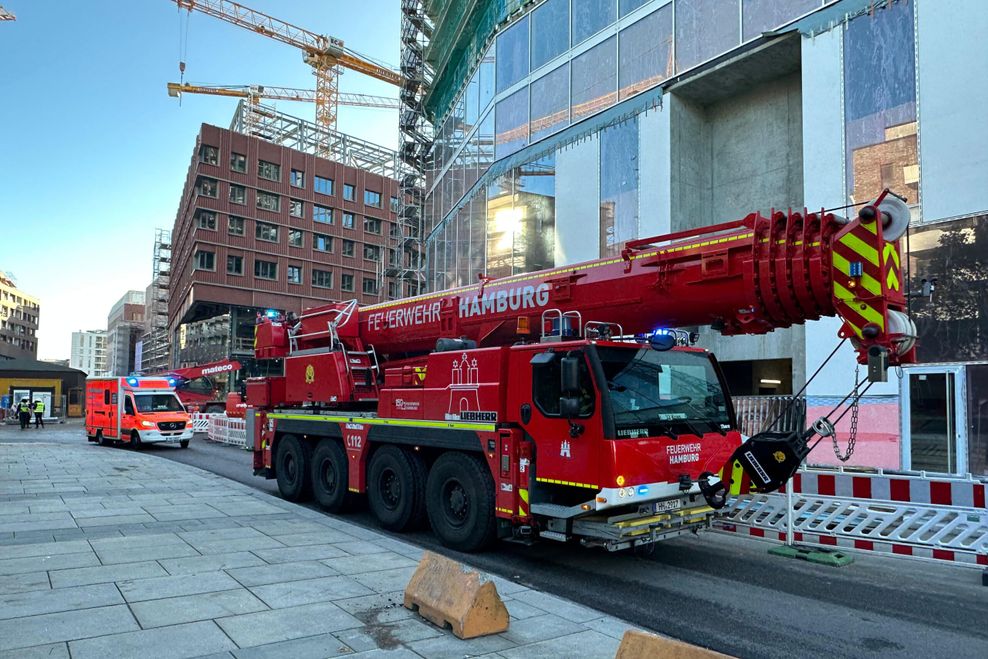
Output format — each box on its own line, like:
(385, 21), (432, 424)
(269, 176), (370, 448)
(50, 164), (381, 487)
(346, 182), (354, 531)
(399, 0), (988, 477)
(167, 107), (408, 378)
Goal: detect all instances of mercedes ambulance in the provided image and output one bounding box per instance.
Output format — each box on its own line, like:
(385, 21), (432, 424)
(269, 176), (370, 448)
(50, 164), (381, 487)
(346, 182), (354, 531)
(85, 377), (192, 449)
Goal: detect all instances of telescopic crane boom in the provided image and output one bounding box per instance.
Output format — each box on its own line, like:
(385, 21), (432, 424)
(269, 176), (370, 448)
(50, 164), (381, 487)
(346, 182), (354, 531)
(171, 0), (401, 130)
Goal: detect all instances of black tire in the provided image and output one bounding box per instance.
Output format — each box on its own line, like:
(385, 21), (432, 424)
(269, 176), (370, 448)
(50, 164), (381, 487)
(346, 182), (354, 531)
(130, 431), (142, 451)
(97, 431), (110, 447)
(311, 439), (355, 513)
(367, 445), (427, 532)
(426, 452), (497, 552)
(180, 440), (190, 449)
(275, 434), (312, 501)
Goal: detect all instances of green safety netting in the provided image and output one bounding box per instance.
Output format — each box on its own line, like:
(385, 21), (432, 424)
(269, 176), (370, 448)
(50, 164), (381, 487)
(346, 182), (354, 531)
(423, 0), (529, 123)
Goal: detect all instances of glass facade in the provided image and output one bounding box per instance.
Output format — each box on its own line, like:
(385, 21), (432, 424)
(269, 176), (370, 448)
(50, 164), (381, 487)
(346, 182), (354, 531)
(843, 0), (918, 208)
(424, 0), (828, 290)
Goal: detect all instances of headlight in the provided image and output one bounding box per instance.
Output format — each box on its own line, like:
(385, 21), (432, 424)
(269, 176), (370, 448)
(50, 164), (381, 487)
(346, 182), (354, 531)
(141, 421), (155, 428)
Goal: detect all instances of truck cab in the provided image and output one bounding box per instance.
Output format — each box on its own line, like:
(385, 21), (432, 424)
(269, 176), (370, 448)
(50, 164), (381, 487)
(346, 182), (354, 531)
(85, 377), (193, 449)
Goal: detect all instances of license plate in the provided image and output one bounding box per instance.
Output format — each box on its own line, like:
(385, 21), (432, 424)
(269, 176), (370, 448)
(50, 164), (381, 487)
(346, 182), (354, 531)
(653, 498), (682, 513)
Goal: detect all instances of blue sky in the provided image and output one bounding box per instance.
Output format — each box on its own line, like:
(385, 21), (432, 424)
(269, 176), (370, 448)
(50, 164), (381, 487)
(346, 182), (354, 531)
(0, 0), (400, 359)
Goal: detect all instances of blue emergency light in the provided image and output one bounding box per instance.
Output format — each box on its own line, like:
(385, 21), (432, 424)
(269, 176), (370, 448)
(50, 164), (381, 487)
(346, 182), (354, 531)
(265, 309), (278, 318)
(126, 377), (139, 386)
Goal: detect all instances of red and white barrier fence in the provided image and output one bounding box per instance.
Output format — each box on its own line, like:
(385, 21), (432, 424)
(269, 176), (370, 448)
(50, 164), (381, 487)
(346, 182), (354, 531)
(190, 413), (248, 449)
(719, 468), (988, 567)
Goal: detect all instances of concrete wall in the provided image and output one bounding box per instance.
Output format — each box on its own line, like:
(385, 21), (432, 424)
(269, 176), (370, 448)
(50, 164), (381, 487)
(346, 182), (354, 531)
(639, 103), (672, 237)
(917, 0), (988, 221)
(669, 71), (807, 390)
(554, 136), (601, 266)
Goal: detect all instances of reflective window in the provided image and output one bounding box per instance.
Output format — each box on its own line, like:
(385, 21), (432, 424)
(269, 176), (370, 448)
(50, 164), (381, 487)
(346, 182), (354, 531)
(341, 273), (355, 292)
(314, 205), (333, 224)
(256, 191), (280, 212)
(226, 254), (243, 275)
(314, 233), (333, 252)
(619, 0), (649, 16)
(444, 219), (458, 289)
(496, 14), (529, 93)
(315, 176), (334, 195)
(516, 155), (556, 272)
(289, 229), (303, 247)
(675, 0), (740, 71)
(465, 70), (480, 129)
(486, 173), (513, 278)
(363, 278), (379, 295)
(342, 239), (355, 257)
(469, 196), (487, 283)
(364, 190), (382, 208)
(573, 0), (615, 45)
(199, 145), (218, 165)
(599, 118), (639, 257)
(531, 0), (569, 70)
(290, 169), (304, 188)
(844, 2), (917, 207)
(228, 216), (245, 236)
(196, 210), (216, 230)
(531, 63), (569, 142)
(194, 250), (214, 271)
(906, 215), (987, 364)
(343, 212), (355, 229)
(230, 152), (246, 173)
(477, 112), (495, 177)
(495, 87), (529, 159)
(229, 184), (246, 205)
(312, 269), (333, 288)
(572, 37), (617, 122)
(197, 177), (218, 198)
(742, 0), (820, 42)
(290, 199), (304, 218)
(287, 265), (302, 284)
(455, 208), (471, 288)
(254, 259), (277, 280)
(258, 160), (281, 182)
(479, 47), (496, 112)
(619, 4), (673, 100)
(343, 184), (356, 201)
(256, 221), (279, 243)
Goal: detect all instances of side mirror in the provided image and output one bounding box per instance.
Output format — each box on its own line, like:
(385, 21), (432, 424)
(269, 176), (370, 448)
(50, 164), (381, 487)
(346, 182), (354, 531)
(560, 395), (581, 419)
(561, 356), (579, 394)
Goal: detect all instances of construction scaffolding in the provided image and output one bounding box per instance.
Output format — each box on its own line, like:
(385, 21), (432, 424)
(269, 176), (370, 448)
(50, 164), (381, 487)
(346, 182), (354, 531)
(391, 0), (435, 299)
(140, 228), (172, 374)
(229, 101), (401, 179)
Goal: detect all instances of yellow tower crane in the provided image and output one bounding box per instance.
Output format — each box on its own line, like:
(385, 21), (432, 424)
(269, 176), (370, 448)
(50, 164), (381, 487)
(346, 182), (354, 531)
(171, 0), (402, 132)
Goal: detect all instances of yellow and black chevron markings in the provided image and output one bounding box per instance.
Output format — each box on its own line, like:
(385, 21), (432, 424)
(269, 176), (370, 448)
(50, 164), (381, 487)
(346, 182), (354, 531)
(831, 220), (900, 338)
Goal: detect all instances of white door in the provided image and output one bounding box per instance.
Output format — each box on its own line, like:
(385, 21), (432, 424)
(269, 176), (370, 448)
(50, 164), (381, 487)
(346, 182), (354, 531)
(900, 365), (968, 474)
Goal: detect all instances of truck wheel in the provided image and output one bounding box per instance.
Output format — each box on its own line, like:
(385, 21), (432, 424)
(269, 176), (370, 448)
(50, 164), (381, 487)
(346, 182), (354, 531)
(367, 445), (427, 532)
(180, 440), (190, 449)
(97, 431), (110, 447)
(426, 452), (496, 552)
(311, 439), (355, 513)
(275, 434), (312, 502)
(130, 431), (142, 451)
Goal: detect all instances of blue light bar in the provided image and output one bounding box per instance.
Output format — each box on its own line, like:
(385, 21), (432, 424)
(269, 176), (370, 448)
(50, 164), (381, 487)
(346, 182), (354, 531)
(265, 309), (277, 318)
(126, 377), (139, 386)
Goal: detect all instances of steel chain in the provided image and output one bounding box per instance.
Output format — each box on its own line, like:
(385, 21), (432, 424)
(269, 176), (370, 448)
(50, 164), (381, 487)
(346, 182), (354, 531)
(832, 365), (859, 462)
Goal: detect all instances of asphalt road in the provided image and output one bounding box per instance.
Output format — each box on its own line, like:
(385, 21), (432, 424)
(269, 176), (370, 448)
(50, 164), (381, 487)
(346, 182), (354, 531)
(7, 424), (987, 658)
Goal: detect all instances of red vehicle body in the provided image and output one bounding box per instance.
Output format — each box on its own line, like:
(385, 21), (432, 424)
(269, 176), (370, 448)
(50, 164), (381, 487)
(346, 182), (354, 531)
(165, 359), (241, 413)
(247, 196), (916, 552)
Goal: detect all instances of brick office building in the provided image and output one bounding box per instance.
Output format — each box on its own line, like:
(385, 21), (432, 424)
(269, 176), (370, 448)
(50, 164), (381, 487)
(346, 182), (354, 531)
(168, 123), (403, 373)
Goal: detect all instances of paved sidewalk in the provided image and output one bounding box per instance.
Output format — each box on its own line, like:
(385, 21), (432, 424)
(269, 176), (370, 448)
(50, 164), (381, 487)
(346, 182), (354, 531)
(0, 439), (639, 658)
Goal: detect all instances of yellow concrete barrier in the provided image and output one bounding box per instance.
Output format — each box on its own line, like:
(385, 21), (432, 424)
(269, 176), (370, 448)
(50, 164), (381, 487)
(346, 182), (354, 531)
(403, 550), (510, 639)
(616, 629), (735, 659)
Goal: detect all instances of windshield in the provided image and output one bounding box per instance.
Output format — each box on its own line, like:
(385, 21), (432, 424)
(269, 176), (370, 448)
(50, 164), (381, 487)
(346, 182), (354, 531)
(596, 347), (732, 438)
(134, 394), (185, 413)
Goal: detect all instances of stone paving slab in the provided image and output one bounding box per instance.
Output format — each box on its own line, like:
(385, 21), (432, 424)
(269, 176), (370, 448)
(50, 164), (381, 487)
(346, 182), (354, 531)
(0, 439), (646, 657)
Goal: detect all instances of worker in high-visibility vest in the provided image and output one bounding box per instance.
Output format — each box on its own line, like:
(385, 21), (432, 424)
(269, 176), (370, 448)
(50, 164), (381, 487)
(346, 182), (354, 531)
(33, 399), (45, 429)
(17, 399), (31, 430)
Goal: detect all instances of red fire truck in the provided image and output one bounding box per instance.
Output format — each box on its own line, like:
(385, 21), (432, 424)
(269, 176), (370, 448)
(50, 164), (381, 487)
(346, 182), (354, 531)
(246, 193), (916, 552)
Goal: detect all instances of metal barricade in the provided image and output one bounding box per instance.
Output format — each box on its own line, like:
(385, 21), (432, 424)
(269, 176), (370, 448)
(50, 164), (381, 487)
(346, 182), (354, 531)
(717, 468), (988, 567)
(732, 395), (806, 437)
